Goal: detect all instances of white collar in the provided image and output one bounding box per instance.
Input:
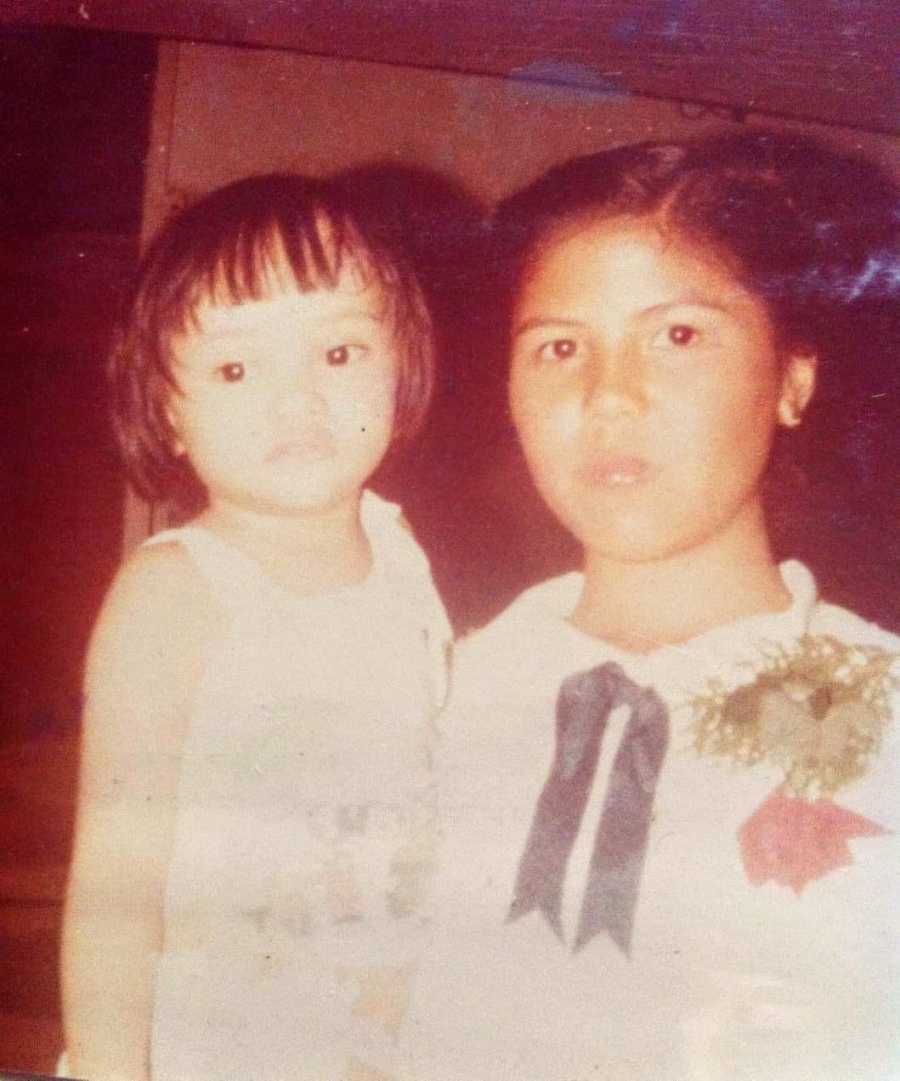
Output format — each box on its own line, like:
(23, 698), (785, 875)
(501, 560), (821, 706)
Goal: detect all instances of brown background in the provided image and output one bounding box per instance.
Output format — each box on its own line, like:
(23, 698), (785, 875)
(1, 3), (897, 1073)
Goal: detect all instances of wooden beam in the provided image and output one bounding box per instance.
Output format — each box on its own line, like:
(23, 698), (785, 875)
(3, 0), (897, 133)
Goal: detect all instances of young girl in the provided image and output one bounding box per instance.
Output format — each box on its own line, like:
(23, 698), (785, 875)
(61, 174), (451, 1081)
(404, 132), (899, 1080)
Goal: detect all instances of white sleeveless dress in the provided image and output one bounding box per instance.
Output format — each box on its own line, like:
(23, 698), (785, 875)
(146, 492), (450, 1081)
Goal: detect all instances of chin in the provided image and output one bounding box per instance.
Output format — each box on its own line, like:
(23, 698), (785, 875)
(580, 510), (764, 568)
(572, 514), (709, 567)
(224, 480), (361, 518)
(581, 539), (678, 566)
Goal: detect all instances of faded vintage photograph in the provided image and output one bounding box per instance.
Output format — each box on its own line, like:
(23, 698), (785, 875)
(2, 3), (898, 1079)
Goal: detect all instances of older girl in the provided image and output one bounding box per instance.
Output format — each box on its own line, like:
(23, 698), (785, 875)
(407, 132), (899, 1080)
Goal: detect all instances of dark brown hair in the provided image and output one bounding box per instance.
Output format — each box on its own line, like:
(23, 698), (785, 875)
(494, 130), (898, 357)
(493, 130), (900, 619)
(111, 172), (435, 508)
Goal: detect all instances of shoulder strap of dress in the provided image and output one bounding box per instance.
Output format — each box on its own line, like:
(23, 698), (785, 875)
(362, 490), (453, 708)
(141, 525), (269, 613)
(361, 491), (447, 621)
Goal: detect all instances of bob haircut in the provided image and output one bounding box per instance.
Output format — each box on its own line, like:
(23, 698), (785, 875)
(111, 172), (435, 507)
(494, 129), (899, 359)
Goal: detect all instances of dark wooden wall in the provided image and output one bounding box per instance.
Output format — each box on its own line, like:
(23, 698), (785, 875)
(4, 0), (898, 133)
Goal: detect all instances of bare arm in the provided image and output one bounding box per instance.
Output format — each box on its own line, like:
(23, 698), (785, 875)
(61, 544), (217, 1080)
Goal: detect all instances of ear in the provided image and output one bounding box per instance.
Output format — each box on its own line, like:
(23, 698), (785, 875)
(777, 352), (817, 429)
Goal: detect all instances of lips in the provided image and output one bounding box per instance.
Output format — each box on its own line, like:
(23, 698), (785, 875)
(266, 430), (336, 462)
(577, 453), (651, 487)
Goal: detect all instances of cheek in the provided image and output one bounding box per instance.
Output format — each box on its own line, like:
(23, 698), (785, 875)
(334, 368), (397, 435)
(717, 365), (781, 452)
(512, 376), (578, 460)
(674, 369), (780, 485)
(167, 395), (222, 459)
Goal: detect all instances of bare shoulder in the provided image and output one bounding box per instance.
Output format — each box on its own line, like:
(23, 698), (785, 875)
(90, 541), (217, 660)
(70, 542), (222, 912)
(94, 540), (209, 633)
(84, 541), (223, 750)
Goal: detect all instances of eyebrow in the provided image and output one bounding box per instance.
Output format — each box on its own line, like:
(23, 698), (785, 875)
(513, 296), (736, 339)
(512, 316), (586, 339)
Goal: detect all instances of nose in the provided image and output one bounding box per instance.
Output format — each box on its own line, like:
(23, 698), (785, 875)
(582, 343), (647, 419)
(272, 358), (327, 420)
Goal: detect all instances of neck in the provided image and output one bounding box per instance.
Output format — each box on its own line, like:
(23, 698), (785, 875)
(574, 511), (791, 653)
(197, 494), (371, 595)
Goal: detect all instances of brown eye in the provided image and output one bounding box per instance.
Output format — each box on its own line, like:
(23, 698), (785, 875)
(326, 345), (350, 366)
(219, 362), (245, 382)
(538, 338), (580, 362)
(667, 324), (697, 346)
(326, 343), (368, 366)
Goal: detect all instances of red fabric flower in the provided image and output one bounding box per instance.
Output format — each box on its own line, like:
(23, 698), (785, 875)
(739, 789), (887, 893)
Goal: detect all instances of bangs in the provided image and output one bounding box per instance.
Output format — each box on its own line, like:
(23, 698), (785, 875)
(134, 175), (422, 360)
(171, 208), (375, 338)
(113, 172), (435, 504)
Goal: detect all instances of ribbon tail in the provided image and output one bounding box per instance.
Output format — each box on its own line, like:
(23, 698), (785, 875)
(506, 664), (621, 944)
(506, 786), (570, 940)
(506, 789), (571, 940)
(573, 860), (639, 954)
(573, 687), (669, 956)
(507, 889), (565, 941)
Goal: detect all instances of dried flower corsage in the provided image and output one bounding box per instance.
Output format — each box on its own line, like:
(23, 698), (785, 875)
(691, 635), (896, 891)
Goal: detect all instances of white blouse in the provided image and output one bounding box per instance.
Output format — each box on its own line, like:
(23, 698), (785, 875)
(405, 562), (899, 1081)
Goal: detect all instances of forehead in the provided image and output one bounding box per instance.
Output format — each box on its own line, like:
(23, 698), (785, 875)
(519, 215), (753, 311)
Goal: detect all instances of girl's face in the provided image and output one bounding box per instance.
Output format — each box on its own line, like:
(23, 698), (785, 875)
(166, 259), (398, 521)
(509, 216), (815, 566)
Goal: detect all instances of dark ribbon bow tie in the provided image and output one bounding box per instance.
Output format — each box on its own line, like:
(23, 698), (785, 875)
(507, 662), (669, 955)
